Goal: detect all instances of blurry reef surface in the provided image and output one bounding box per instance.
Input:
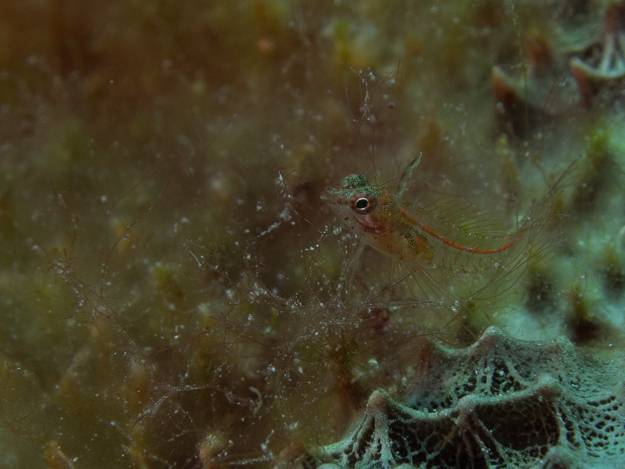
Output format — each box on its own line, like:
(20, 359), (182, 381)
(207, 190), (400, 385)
(2, 0), (625, 468)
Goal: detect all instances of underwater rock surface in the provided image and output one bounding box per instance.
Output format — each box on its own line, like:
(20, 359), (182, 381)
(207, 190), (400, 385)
(4, 0), (625, 467)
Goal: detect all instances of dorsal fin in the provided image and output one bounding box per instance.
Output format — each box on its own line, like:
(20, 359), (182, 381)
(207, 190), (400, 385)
(396, 153), (422, 199)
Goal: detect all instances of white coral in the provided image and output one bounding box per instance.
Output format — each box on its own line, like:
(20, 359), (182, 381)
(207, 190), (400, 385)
(290, 327), (625, 469)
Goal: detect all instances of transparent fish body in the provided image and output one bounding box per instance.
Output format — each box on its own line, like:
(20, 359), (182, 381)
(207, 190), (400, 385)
(322, 156), (550, 306)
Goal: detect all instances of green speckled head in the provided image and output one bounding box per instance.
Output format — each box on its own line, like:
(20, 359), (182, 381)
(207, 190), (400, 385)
(341, 174), (370, 190)
(321, 173), (396, 216)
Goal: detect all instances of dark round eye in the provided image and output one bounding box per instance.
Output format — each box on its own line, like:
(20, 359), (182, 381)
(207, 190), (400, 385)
(350, 193), (376, 214)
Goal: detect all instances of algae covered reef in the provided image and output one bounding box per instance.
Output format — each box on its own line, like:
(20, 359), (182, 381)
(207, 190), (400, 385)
(2, 0), (625, 468)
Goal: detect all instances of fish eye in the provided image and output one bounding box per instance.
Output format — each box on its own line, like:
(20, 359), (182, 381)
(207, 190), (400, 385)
(350, 193), (376, 214)
(355, 198), (368, 209)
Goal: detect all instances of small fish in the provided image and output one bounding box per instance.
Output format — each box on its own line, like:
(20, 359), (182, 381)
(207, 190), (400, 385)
(321, 155), (568, 314)
(322, 154), (530, 271)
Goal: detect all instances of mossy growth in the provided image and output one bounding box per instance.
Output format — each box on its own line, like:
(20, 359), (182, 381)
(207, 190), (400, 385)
(566, 281), (602, 344)
(525, 265), (556, 314)
(601, 243), (625, 297)
(573, 125), (620, 214)
(1, 0), (624, 467)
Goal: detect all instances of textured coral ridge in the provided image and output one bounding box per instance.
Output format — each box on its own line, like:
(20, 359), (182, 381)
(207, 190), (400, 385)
(297, 327), (625, 469)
